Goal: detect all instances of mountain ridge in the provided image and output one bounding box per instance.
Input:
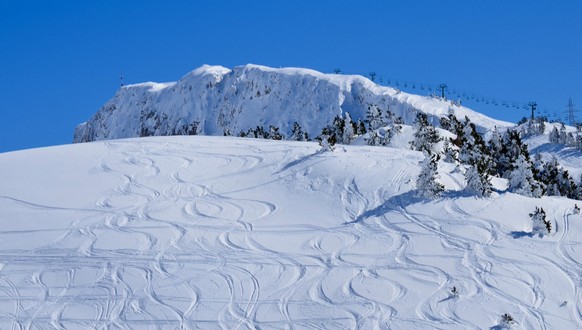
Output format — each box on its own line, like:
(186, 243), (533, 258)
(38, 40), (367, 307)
(73, 64), (512, 143)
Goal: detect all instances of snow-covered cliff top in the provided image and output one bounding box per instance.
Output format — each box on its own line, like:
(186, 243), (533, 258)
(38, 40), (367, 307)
(74, 64), (513, 143)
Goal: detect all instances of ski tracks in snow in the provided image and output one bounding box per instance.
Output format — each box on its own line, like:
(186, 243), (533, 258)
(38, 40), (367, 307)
(2, 138), (582, 328)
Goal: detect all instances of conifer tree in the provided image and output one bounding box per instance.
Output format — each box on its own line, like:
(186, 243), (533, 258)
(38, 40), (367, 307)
(366, 130), (382, 146)
(444, 113), (464, 147)
(366, 105), (384, 131)
(319, 134), (334, 152)
(487, 127), (504, 175)
(496, 129), (530, 179)
(270, 125), (283, 140)
(458, 118), (491, 174)
(342, 112), (355, 144)
(442, 138), (458, 163)
(357, 119), (367, 135)
(549, 126), (560, 144)
(508, 154), (543, 197)
(319, 125), (338, 145)
(560, 124), (567, 141)
(332, 115), (346, 140)
(410, 112), (441, 153)
(290, 122), (306, 141)
(530, 206), (551, 236)
(465, 165), (492, 197)
(416, 151), (445, 198)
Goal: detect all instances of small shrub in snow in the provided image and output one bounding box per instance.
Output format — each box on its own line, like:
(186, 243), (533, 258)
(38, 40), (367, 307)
(450, 286), (459, 297)
(501, 313), (515, 327)
(530, 207), (551, 236)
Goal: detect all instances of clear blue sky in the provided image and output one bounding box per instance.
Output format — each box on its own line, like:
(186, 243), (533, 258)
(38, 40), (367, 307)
(1, 0), (581, 152)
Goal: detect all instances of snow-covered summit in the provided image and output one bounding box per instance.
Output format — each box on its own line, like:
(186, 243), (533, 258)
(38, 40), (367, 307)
(73, 64), (512, 143)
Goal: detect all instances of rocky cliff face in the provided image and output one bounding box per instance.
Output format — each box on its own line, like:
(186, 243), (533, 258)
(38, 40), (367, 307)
(74, 64), (509, 143)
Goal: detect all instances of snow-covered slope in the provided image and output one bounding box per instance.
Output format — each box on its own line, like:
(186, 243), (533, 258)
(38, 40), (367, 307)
(1, 136), (580, 329)
(73, 64), (512, 143)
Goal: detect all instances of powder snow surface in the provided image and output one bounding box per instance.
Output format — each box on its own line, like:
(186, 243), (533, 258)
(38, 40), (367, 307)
(0, 136), (580, 329)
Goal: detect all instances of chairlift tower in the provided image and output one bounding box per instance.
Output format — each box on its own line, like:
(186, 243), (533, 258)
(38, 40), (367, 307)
(120, 74), (124, 87)
(369, 72), (376, 82)
(438, 84), (447, 99)
(568, 97), (575, 125)
(528, 101), (537, 120)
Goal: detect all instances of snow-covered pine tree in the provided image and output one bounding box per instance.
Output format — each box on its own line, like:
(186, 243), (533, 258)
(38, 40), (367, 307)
(523, 117), (545, 136)
(416, 151), (445, 198)
(558, 169), (578, 199)
(565, 132), (575, 146)
(495, 129), (530, 179)
(290, 122), (306, 141)
(366, 105), (384, 131)
(530, 206), (551, 236)
(439, 115), (452, 131)
(549, 126), (560, 144)
(444, 113), (464, 147)
(465, 165), (492, 197)
(364, 107), (400, 147)
(356, 119), (367, 135)
(442, 138), (458, 163)
(487, 127), (504, 175)
(270, 125), (283, 140)
(366, 127), (392, 146)
(392, 116), (403, 135)
(459, 119), (490, 168)
(248, 125), (269, 139)
(538, 157), (579, 198)
(319, 134), (334, 152)
(559, 124), (567, 143)
(410, 112), (441, 153)
(575, 134), (582, 151)
(576, 174), (582, 200)
(540, 157), (562, 196)
(458, 120), (475, 164)
(342, 112), (355, 144)
(319, 126), (338, 146)
(508, 154), (543, 197)
(332, 115), (346, 140)
(366, 130), (382, 146)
